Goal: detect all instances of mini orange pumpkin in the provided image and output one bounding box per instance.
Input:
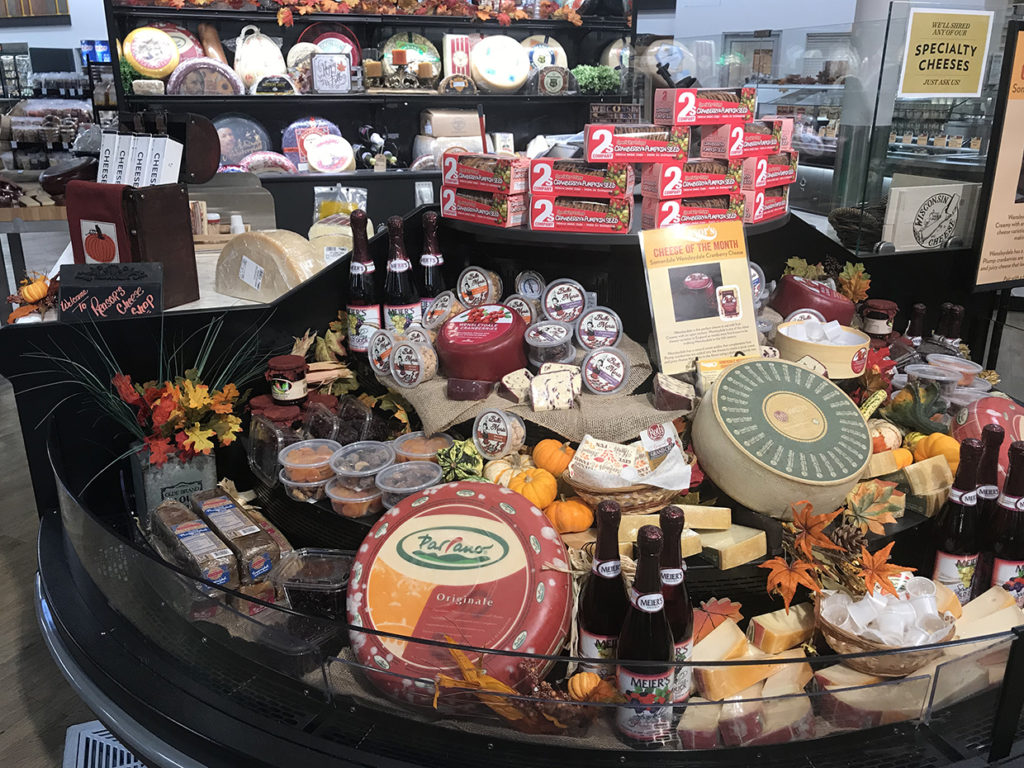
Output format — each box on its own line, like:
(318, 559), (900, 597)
(568, 671), (602, 701)
(892, 447), (914, 469)
(533, 439), (575, 475)
(544, 497), (593, 534)
(508, 467), (558, 509)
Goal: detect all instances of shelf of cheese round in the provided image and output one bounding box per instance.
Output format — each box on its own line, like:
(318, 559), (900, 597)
(436, 304), (527, 382)
(347, 480), (572, 705)
(692, 358), (871, 520)
(215, 230), (321, 303)
(124, 27), (180, 79)
(470, 36), (530, 93)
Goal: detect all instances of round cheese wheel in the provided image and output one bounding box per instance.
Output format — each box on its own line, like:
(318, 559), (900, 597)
(691, 358), (871, 520)
(347, 480), (572, 706)
(437, 304), (527, 382)
(124, 27), (180, 79)
(769, 274), (855, 325)
(952, 396), (1024, 485)
(305, 134), (355, 173)
(166, 57), (243, 95)
(282, 116), (342, 166)
(471, 36), (530, 93)
(214, 114), (271, 165)
(152, 22), (203, 62)
(600, 37), (632, 68)
(521, 35), (566, 69)
(382, 33), (439, 79)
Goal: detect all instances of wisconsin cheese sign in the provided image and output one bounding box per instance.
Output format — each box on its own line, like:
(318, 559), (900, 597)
(347, 480), (572, 705)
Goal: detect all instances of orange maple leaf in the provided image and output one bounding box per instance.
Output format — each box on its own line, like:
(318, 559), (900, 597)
(761, 556), (821, 612)
(276, 6), (294, 25)
(144, 435), (176, 466)
(859, 542), (914, 599)
(209, 383), (239, 415)
(496, 11), (511, 24)
(790, 500), (843, 559)
(692, 597), (743, 644)
(475, 8), (490, 20)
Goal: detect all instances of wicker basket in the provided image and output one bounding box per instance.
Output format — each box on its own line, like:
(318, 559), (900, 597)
(561, 471), (677, 514)
(814, 599), (954, 678)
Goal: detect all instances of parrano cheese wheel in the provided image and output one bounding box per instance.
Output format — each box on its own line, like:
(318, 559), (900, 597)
(124, 27), (180, 79)
(347, 480), (572, 706)
(952, 397), (1024, 484)
(691, 358), (871, 520)
(215, 230), (320, 303)
(470, 36), (530, 93)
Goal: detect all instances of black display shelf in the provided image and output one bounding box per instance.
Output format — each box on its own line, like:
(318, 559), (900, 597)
(258, 167), (440, 183)
(110, 5), (633, 31)
(126, 92), (627, 107)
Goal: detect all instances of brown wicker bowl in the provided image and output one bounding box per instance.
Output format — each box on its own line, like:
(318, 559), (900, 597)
(561, 471), (677, 514)
(814, 598), (954, 678)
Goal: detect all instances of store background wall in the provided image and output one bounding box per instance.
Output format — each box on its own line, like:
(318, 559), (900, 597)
(2, 0), (108, 48)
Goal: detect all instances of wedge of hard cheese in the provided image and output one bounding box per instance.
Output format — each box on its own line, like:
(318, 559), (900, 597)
(761, 655), (813, 694)
(862, 451), (899, 478)
(751, 688), (814, 745)
(914, 656), (991, 711)
(746, 602), (814, 654)
(619, 506), (731, 535)
(959, 586), (1017, 626)
(216, 230), (321, 302)
(698, 524), (766, 569)
(696, 647), (806, 701)
(935, 580), (963, 619)
(819, 677), (930, 729)
(950, 604), (1024, 657)
(691, 617), (748, 663)
(719, 681), (765, 746)
(813, 664), (883, 689)
(677, 698), (721, 749)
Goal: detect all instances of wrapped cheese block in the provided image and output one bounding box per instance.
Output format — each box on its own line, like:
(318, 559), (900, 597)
(233, 24), (287, 90)
(151, 499), (239, 590)
(215, 230), (320, 302)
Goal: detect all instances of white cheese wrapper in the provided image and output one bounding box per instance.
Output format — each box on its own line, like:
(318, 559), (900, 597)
(567, 434), (640, 488)
(622, 444), (691, 491)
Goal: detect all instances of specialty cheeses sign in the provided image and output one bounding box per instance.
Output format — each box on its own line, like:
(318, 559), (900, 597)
(639, 220), (761, 375)
(897, 8), (993, 98)
(347, 481), (571, 706)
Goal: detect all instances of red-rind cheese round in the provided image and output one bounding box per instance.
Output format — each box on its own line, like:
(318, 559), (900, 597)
(436, 304), (527, 382)
(769, 275), (855, 325)
(346, 480), (572, 706)
(952, 396), (1024, 484)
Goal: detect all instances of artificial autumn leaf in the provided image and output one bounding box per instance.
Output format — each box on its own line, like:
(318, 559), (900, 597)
(209, 414), (242, 446)
(761, 556), (821, 612)
(144, 435), (175, 466)
(433, 635), (525, 722)
(150, 393), (178, 429)
(181, 379), (211, 410)
(859, 542), (913, 599)
(113, 373), (144, 407)
(183, 422), (216, 454)
(845, 479), (901, 535)
(7, 304), (38, 324)
(324, 328), (347, 360)
(838, 262), (871, 302)
(783, 256), (825, 280)
(790, 500), (843, 559)
(210, 383), (239, 415)
(859, 346), (897, 396)
(276, 6), (293, 25)
(692, 597), (743, 643)
(378, 392), (412, 433)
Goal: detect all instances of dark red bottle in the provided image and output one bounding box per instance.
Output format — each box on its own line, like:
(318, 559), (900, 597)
(974, 424), (1006, 595)
(345, 209), (380, 353)
(383, 215), (421, 332)
(616, 525), (675, 746)
(578, 500), (629, 674)
(659, 506), (693, 704)
(418, 211), (445, 317)
(931, 438), (983, 605)
(986, 442), (1024, 605)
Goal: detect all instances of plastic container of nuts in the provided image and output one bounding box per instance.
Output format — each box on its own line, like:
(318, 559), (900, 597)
(278, 439), (342, 483)
(473, 408), (527, 460)
(422, 290), (467, 332)
(325, 477), (385, 518)
(457, 266), (503, 307)
(390, 340), (439, 388)
(279, 469), (330, 503)
(330, 440), (396, 491)
(375, 460), (443, 508)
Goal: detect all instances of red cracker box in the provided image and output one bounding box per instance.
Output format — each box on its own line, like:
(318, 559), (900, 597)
(584, 124), (689, 163)
(653, 86), (757, 126)
(441, 152), (530, 195)
(741, 186), (789, 224)
(440, 185), (526, 228)
(641, 159), (741, 199)
(529, 195), (632, 234)
(641, 192), (744, 230)
(758, 115), (795, 151)
(740, 151), (799, 190)
(529, 157), (634, 199)
(699, 122), (781, 160)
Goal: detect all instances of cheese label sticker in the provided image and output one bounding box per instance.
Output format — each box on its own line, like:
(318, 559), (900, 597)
(445, 305), (516, 346)
(238, 255), (264, 291)
(369, 331), (394, 374)
(543, 281), (586, 322)
(324, 246), (346, 265)
(80, 220), (120, 264)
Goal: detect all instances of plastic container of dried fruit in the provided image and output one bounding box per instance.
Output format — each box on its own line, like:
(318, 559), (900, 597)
(325, 477), (385, 518)
(272, 548), (351, 619)
(278, 469), (329, 504)
(392, 431), (454, 463)
(374, 461), (444, 508)
(278, 439), (342, 483)
(329, 440), (396, 491)
(925, 354), (984, 387)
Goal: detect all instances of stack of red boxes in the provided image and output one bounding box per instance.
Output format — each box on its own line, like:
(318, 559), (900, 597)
(439, 151), (530, 228)
(526, 157), (636, 234)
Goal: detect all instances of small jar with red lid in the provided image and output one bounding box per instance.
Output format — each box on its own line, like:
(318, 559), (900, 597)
(859, 299), (899, 348)
(267, 354), (309, 407)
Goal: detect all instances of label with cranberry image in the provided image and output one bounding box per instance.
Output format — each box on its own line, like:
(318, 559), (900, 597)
(445, 305), (516, 345)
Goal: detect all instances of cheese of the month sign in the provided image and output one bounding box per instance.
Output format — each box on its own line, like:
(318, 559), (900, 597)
(639, 220), (760, 375)
(897, 8), (993, 98)
(347, 481), (572, 706)
(691, 359), (871, 520)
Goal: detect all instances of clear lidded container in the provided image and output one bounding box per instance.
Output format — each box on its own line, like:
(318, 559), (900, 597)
(473, 408), (527, 460)
(278, 438), (342, 483)
(541, 278), (587, 323)
(325, 477), (385, 518)
(330, 440), (396, 491)
(525, 319), (575, 363)
(392, 431), (454, 463)
(905, 363), (960, 400)
(278, 468), (330, 503)
(389, 339), (439, 388)
(575, 305), (622, 350)
(272, 547), (351, 619)
(581, 346), (631, 395)
(375, 460), (444, 508)
(926, 353), (983, 387)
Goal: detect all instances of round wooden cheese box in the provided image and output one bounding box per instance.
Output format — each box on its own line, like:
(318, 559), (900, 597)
(346, 480), (572, 706)
(692, 358), (871, 520)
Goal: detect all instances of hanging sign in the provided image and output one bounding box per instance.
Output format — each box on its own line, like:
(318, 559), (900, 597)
(897, 8), (993, 98)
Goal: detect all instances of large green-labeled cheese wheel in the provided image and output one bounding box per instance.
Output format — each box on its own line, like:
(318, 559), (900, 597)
(692, 358), (871, 520)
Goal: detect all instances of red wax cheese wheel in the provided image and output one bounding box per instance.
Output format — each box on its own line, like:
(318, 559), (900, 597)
(152, 22), (204, 62)
(952, 397), (1024, 484)
(347, 480), (572, 706)
(769, 275), (854, 325)
(437, 304), (527, 382)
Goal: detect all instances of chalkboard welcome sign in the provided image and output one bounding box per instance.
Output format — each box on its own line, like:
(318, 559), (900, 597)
(58, 263), (163, 323)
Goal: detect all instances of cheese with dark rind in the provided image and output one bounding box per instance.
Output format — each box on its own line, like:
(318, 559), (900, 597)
(436, 304), (527, 382)
(346, 480), (572, 705)
(769, 275), (855, 325)
(653, 373), (696, 412)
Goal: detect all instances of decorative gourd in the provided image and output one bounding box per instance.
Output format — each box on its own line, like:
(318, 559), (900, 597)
(18, 275), (49, 303)
(913, 432), (960, 474)
(568, 671), (602, 702)
(508, 467), (558, 508)
(482, 452), (536, 487)
(436, 438), (484, 482)
(543, 497), (593, 534)
(867, 419), (903, 452)
(84, 226), (116, 263)
(533, 439), (575, 476)
(903, 431), (927, 450)
(892, 447), (914, 470)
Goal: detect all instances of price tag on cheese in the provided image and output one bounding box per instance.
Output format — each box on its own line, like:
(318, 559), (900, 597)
(347, 481), (572, 706)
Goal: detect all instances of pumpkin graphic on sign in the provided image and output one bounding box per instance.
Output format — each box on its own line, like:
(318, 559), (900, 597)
(84, 225), (116, 263)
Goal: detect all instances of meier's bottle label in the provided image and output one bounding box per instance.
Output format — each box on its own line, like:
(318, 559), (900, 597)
(978, 484), (1000, 501)
(998, 493), (1024, 511)
(672, 638), (693, 704)
(420, 253), (442, 267)
(992, 559), (1024, 607)
(579, 629), (617, 674)
(592, 558), (621, 578)
(616, 666), (673, 741)
(660, 568), (684, 586)
(347, 304), (381, 353)
(629, 589), (665, 613)
(384, 302), (422, 333)
(949, 488), (978, 506)
(934, 550), (978, 604)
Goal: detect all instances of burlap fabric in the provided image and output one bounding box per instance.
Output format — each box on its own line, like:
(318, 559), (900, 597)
(379, 334), (687, 443)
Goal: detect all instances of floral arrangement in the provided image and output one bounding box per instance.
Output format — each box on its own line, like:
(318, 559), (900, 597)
(6, 272), (58, 324)
(782, 257), (871, 303)
(114, 372), (244, 465)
